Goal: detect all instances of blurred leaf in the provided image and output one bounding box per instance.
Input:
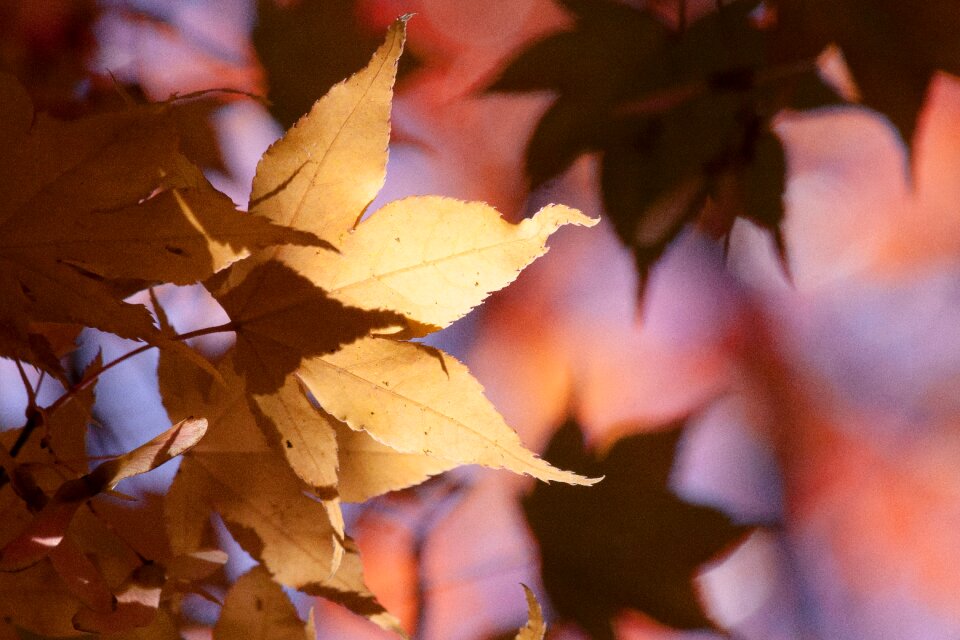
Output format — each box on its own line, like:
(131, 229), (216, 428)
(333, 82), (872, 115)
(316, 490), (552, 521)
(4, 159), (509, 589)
(0, 0), (99, 117)
(490, 0), (841, 277)
(524, 419), (750, 639)
(769, 0), (960, 148)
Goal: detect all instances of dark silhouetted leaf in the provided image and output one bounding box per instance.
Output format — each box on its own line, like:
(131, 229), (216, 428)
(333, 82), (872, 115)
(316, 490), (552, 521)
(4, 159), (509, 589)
(490, 0), (841, 279)
(524, 419), (750, 639)
(769, 0), (960, 149)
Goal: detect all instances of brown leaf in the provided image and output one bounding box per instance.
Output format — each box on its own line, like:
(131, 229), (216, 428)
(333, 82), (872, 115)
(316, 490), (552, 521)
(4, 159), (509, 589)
(214, 566), (313, 640)
(0, 559), (81, 636)
(48, 535), (115, 614)
(161, 355), (341, 587)
(72, 562), (166, 633)
(0, 73), (320, 372)
(0, 418), (207, 572)
(173, 450), (340, 590)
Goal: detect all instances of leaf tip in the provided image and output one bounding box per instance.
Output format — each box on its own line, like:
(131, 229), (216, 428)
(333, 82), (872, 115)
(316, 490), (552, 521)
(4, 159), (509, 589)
(532, 204), (600, 231)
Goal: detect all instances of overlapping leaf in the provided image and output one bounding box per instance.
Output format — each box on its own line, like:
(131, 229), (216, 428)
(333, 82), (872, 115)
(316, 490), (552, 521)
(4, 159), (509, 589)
(160, 352), (341, 586)
(0, 418), (207, 572)
(0, 14), (601, 637)
(0, 73), (320, 373)
(214, 566), (314, 640)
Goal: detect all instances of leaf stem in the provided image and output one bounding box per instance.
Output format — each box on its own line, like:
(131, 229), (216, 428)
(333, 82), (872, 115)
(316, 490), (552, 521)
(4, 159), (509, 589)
(9, 408), (42, 458)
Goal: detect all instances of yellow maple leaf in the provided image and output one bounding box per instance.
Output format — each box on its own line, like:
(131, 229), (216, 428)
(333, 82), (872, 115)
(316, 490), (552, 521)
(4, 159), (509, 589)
(205, 17), (596, 486)
(332, 419), (457, 503)
(250, 373), (338, 495)
(146, 14), (598, 636)
(246, 18), (404, 246)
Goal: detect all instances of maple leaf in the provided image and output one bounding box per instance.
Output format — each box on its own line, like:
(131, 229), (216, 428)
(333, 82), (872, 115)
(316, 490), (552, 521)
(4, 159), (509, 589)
(298, 197), (596, 332)
(210, 260), (399, 394)
(524, 419), (750, 639)
(214, 566), (314, 640)
(201, 15), (596, 487)
(0, 72), (321, 374)
(159, 325), (447, 634)
(489, 0), (839, 279)
(768, 0), (960, 150)
(77, 13), (603, 636)
(160, 353), (342, 592)
(333, 419), (457, 503)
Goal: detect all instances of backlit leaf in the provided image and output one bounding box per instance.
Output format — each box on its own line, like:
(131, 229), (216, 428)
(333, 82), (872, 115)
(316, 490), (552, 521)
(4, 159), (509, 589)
(289, 198), (598, 331)
(299, 337), (598, 485)
(248, 18), (407, 246)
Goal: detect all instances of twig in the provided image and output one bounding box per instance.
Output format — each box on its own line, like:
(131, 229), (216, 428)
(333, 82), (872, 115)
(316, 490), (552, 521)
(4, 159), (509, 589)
(44, 321), (236, 418)
(12, 360), (36, 409)
(0, 321), (236, 491)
